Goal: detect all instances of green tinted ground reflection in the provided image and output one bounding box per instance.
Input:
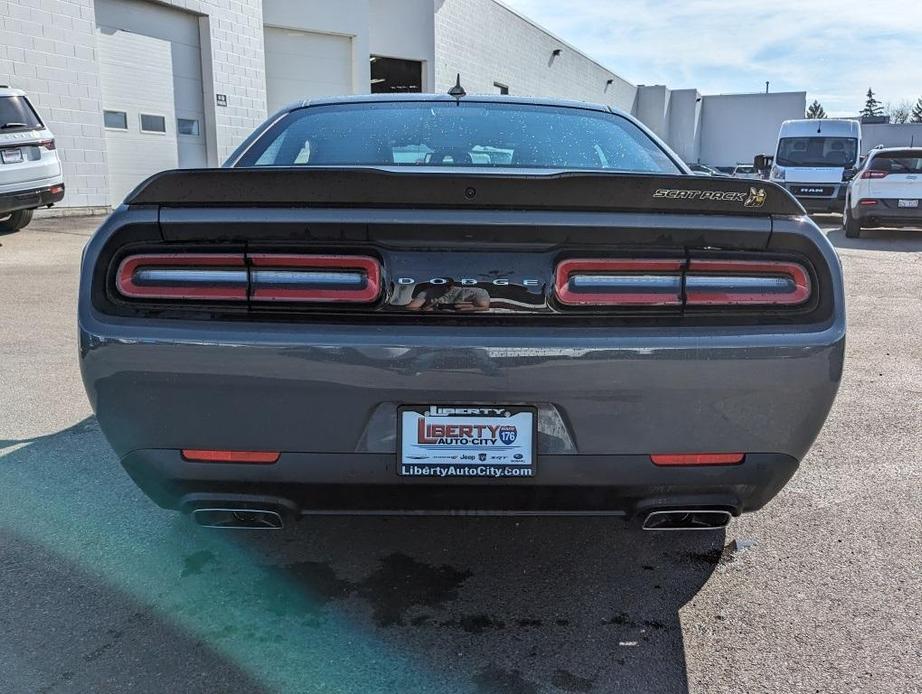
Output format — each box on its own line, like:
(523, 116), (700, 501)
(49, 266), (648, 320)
(0, 419), (444, 693)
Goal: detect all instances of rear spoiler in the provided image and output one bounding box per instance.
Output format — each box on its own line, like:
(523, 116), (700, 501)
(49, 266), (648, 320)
(125, 168), (805, 217)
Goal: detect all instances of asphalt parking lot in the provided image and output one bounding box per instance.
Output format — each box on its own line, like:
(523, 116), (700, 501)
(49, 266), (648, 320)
(1, 215), (920, 694)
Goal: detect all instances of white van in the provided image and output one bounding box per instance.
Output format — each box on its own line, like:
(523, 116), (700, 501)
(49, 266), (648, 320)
(0, 86), (65, 232)
(769, 119), (861, 213)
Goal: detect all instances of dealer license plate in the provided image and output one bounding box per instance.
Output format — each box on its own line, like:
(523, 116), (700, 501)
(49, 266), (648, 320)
(398, 404), (536, 478)
(1, 148), (24, 164)
(897, 199), (919, 208)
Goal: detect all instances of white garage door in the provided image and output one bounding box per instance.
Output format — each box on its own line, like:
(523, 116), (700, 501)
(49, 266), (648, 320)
(264, 27), (352, 112)
(95, 0), (207, 206)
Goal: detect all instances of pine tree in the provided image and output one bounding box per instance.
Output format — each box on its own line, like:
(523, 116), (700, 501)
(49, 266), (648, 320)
(912, 97), (922, 124)
(806, 100), (827, 119)
(860, 88), (883, 118)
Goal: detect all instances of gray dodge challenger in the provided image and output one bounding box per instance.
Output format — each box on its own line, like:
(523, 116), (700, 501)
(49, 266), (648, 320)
(78, 94), (845, 530)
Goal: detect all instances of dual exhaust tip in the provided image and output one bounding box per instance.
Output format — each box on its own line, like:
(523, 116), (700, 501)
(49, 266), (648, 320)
(189, 507), (731, 531)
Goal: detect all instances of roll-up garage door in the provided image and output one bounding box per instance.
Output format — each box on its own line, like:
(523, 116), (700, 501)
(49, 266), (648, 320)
(264, 27), (353, 112)
(95, 0), (207, 206)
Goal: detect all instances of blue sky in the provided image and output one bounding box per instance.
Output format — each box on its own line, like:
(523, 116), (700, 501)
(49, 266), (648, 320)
(502, 0), (922, 116)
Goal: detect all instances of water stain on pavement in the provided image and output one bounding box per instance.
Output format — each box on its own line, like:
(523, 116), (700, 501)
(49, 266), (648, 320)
(180, 550), (217, 578)
(472, 664), (540, 694)
(255, 552), (472, 627)
(353, 552), (473, 627)
(551, 668), (595, 692)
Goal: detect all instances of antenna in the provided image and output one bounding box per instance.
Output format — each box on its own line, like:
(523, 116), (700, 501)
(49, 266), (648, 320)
(448, 74), (466, 99)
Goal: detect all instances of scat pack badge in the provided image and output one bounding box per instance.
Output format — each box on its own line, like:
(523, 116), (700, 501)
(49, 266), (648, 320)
(653, 187), (768, 208)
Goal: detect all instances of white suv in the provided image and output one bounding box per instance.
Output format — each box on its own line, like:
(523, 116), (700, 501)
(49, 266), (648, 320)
(0, 86), (65, 232)
(844, 147), (922, 238)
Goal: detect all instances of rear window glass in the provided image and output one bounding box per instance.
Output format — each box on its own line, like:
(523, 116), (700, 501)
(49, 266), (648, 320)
(238, 101), (680, 173)
(867, 152), (922, 174)
(0, 96), (44, 131)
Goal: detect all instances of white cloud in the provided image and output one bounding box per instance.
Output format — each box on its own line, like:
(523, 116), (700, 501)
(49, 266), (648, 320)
(501, 0), (922, 114)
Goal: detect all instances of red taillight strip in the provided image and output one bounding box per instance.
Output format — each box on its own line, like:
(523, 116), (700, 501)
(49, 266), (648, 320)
(685, 259), (811, 306)
(116, 254), (247, 300)
(555, 258), (685, 306)
(651, 453), (744, 466)
(181, 449), (280, 464)
(249, 254), (381, 303)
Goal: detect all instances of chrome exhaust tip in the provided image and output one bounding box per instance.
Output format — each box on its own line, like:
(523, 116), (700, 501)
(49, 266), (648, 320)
(192, 508), (285, 530)
(642, 509), (732, 531)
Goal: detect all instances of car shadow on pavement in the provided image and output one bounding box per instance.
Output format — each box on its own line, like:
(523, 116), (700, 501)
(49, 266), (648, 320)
(1, 417), (725, 694)
(823, 225), (922, 252)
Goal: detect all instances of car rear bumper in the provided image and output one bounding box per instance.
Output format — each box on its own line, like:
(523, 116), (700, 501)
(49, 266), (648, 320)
(853, 202), (922, 227)
(0, 180), (64, 214)
(80, 313), (845, 515)
(123, 448), (800, 517)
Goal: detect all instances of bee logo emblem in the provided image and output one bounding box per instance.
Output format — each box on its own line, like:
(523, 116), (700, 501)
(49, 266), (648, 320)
(745, 187), (767, 208)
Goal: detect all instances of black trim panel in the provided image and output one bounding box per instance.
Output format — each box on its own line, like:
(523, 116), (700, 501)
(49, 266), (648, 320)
(126, 168), (804, 216)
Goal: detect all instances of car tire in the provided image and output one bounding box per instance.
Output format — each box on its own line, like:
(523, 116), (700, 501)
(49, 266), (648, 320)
(843, 203), (861, 238)
(0, 208), (34, 233)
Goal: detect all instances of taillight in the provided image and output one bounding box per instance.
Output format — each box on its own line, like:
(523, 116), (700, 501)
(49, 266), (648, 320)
(858, 199), (878, 206)
(37, 139), (56, 150)
(249, 254), (380, 303)
(554, 258), (811, 308)
(116, 253), (247, 300)
(555, 258), (684, 306)
(115, 253), (381, 304)
(861, 170), (888, 179)
(685, 259), (811, 306)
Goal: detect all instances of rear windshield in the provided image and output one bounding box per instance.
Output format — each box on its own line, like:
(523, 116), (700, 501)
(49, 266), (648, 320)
(867, 151), (922, 174)
(0, 96), (44, 132)
(776, 137), (858, 168)
(237, 101), (680, 173)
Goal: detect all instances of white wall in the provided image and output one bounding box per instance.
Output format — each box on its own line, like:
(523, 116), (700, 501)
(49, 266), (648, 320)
(369, 0), (435, 90)
(635, 85), (670, 141)
(861, 123), (922, 153)
(434, 0), (636, 111)
(666, 89), (701, 164)
(1, 0), (108, 208)
(699, 91), (806, 168)
(1, 0), (266, 208)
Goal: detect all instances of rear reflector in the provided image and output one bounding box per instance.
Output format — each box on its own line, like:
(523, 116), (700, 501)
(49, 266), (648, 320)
(858, 199), (879, 206)
(181, 449), (280, 464)
(249, 254), (380, 303)
(685, 259), (811, 306)
(650, 453), (744, 466)
(555, 258), (684, 306)
(116, 254), (247, 300)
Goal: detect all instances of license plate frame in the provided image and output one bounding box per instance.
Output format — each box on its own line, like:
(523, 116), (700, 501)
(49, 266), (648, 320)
(897, 199), (919, 208)
(1, 148), (24, 164)
(397, 404), (537, 479)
